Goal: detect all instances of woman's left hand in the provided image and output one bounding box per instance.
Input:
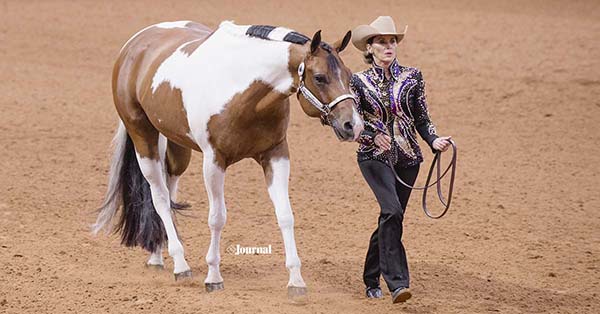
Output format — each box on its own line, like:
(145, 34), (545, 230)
(433, 136), (452, 152)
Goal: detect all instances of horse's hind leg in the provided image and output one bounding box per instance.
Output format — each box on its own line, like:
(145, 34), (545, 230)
(146, 244), (164, 269)
(147, 140), (192, 268)
(166, 140), (192, 205)
(121, 110), (192, 279)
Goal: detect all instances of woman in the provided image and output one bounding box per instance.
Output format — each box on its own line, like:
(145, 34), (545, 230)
(350, 16), (452, 303)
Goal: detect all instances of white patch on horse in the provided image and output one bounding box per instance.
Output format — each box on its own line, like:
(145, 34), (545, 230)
(268, 27), (294, 41)
(119, 20), (191, 54)
(151, 21), (294, 151)
(158, 133), (167, 165)
(219, 21), (250, 36)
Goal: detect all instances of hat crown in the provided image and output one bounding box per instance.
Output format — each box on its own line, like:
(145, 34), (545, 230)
(351, 16), (408, 51)
(370, 16), (397, 34)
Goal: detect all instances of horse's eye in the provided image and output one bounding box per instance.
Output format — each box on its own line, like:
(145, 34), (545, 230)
(314, 74), (328, 85)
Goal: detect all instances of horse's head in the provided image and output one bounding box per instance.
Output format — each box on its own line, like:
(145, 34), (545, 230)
(295, 30), (364, 142)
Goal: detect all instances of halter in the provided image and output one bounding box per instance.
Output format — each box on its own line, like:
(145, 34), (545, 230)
(296, 62), (356, 125)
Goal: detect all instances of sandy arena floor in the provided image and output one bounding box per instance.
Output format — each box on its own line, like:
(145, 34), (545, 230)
(1, 0), (599, 313)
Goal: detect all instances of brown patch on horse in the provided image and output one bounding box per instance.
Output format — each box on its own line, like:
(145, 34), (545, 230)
(180, 38), (205, 56)
(166, 140), (191, 177)
(141, 82), (200, 151)
(207, 81), (290, 169)
(117, 104), (160, 160)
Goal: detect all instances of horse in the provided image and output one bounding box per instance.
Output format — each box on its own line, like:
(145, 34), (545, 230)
(92, 20), (364, 300)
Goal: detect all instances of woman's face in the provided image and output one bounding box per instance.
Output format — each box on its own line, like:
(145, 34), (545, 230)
(367, 35), (398, 65)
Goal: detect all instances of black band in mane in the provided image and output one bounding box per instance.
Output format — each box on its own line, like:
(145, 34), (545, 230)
(246, 25), (275, 39)
(246, 25), (310, 45)
(283, 32), (310, 45)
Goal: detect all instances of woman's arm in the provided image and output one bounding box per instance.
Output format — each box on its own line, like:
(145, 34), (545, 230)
(410, 70), (440, 152)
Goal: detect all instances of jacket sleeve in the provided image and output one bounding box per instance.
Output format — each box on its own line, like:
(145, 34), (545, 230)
(410, 70), (439, 153)
(350, 74), (383, 146)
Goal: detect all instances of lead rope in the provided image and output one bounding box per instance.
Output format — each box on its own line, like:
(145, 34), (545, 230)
(387, 139), (457, 219)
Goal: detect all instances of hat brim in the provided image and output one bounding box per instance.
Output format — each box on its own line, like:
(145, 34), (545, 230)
(351, 24), (407, 51)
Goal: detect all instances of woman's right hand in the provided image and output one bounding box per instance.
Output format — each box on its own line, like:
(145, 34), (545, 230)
(374, 133), (392, 151)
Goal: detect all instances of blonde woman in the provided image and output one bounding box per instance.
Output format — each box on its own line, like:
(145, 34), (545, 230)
(350, 16), (452, 303)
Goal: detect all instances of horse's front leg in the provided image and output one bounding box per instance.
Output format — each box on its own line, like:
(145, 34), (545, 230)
(202, 150), (227, 292)
(259, 140), (307, 301)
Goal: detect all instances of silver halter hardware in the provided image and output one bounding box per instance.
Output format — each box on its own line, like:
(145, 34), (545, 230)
(296, 61), (356, 124)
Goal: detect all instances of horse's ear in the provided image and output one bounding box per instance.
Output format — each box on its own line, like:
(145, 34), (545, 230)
(310, 30), (322, 54)
(335, 30), (352, 53)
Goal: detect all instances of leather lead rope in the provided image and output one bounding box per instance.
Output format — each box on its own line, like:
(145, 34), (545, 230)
(388, 139), (457, 219)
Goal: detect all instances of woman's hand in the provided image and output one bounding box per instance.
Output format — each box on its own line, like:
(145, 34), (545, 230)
(374, 133), (392, 151)
(433, 136), (452, 152)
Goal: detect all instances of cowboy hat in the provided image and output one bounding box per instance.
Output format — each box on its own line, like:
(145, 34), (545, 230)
(351, 16), (408, 51)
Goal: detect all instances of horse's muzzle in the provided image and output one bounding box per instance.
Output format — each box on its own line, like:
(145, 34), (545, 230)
(331, 116), (364, 142)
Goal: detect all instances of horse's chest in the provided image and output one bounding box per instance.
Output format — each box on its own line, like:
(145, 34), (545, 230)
(207, 97), (290, 163)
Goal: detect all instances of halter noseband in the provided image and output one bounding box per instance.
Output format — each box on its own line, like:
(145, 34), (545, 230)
(296, 62), (356, 125)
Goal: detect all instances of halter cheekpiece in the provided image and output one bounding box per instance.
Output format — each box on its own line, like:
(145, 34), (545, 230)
(296, 61), (356, 125)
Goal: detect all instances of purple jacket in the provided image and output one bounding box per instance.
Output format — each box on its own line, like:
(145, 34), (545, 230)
(350, 59), (439, 167)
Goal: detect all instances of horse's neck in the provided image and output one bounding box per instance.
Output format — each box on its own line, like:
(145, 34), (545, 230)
(214, 23), (307, 95)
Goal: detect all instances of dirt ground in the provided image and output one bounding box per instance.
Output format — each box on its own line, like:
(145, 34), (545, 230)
(1, 0), (599, 313)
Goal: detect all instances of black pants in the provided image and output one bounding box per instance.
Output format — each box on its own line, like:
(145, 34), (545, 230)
(359, 159), (419, 292)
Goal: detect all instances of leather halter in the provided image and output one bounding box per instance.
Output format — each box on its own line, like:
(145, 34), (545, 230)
(388, 139), (457, 219)
(296, 62), (356, 125)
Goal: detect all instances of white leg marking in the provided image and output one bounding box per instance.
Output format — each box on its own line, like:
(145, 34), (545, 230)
(203, 150), (227, 284)
(147, 244), (164, 266)
(167, 175), (180, 203)
(135, 153), (190, 274)
(267, 158), (306, 288)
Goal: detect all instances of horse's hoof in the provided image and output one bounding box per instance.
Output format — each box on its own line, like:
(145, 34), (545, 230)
(145, 263), (165, 271)
(174, 270), (193, 281)
(287, 286), (308, 304)
(205, 282), (224, 292)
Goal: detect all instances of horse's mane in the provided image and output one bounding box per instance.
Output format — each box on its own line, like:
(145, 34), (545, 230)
(219, 21), (310, 45)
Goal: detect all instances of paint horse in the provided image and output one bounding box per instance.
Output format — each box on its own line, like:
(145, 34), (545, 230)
(92, 20), (363, 299)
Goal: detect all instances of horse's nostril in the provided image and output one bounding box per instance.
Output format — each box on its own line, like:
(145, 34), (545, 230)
(343, 121), (353, 131)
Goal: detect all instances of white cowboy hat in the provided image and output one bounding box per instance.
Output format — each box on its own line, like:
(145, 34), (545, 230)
(351, 16), (408, 51)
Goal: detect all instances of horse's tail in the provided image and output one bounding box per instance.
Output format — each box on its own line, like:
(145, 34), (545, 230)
(92, 121), (166, 253)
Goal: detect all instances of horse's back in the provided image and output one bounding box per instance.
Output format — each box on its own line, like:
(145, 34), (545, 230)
(114, 21), (212, 100)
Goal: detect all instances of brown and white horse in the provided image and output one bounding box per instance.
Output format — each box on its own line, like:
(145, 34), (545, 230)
(93, 20), (363, 299)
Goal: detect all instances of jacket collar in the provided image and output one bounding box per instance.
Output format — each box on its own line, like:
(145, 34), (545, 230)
(371, 59), (401, 82)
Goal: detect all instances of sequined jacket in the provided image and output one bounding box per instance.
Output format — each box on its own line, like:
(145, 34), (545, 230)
(350, 59), (439, 168)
